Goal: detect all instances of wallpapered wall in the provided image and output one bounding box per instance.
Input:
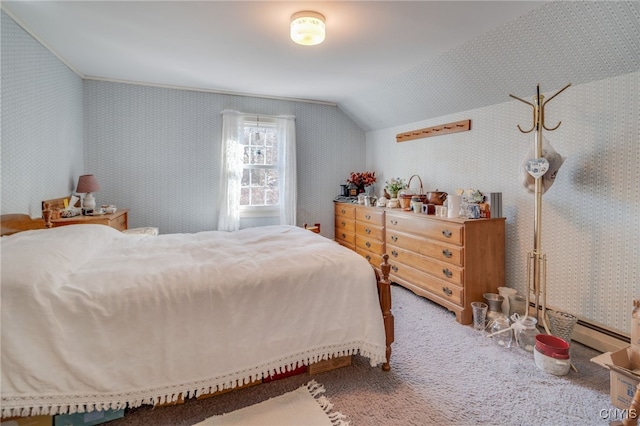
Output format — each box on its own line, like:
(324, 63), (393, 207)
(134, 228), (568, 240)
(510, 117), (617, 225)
(83, 80), (365, 233)
(1, 11), (84, 216)
(2, 9), (366, 234)
(366, 72), (639, 336)
(3, 9), (636, 336)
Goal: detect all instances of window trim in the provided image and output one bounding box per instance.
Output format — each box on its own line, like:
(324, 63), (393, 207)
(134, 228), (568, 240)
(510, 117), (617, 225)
(239, 116), (280, 217)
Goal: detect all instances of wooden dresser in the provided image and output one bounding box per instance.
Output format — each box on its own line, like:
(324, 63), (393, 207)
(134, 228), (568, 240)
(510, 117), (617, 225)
(334, 202), (505, 325)
(49, 209), (129, 231)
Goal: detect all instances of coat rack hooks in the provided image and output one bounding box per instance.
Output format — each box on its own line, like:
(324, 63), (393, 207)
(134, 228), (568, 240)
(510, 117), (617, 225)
(509, 83), (571, 134)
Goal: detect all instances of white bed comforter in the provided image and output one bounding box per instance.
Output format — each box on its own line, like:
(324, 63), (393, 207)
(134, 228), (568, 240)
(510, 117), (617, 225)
(1, 225), (387, 416)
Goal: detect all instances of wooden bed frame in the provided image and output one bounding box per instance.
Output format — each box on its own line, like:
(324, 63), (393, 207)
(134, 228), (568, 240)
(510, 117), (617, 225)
(0, 213), (394, 394)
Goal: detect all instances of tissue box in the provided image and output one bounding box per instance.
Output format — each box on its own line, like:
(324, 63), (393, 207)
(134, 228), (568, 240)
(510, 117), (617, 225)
(591, 346), (640, 410)
(53, 409), (124, 426)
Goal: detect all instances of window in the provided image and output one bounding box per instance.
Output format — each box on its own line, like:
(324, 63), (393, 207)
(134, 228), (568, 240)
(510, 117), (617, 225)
(218, 110), (296, 232)
(240, 119), (279, 212)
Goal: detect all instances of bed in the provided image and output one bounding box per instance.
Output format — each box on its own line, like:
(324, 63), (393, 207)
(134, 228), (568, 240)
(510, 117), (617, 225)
(0, 214), (393, 417)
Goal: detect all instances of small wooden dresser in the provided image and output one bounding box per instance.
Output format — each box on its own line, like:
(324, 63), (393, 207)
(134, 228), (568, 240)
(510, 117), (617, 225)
(49, 209), (129, 231)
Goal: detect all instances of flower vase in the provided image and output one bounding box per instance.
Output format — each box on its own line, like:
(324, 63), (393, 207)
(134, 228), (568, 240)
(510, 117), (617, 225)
(364, 185), (374, 196)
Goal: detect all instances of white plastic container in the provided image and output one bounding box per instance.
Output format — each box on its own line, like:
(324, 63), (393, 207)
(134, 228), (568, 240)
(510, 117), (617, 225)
(534, 347), (570, 376)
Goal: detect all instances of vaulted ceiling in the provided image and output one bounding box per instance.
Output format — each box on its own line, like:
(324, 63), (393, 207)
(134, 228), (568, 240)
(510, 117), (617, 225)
(3, 1), (639, 131)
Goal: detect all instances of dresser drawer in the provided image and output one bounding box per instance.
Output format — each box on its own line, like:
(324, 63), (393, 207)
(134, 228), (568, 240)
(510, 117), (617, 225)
(387, 244), (463, 285)
(335, 228), (355, 246)
(389, 261), (463, 306)
(356, 208), (384, 226)
(355, 247), (383, 269)
(335, 217), (356, 233)
(336, 240), (355, 251)
(386, 229), (463, 266)
(386, 213), (463, 245)
(355, 222), (384, 241)
(355, 234), (384, 254)
(335, 203), (356, 219)
(111, 213), (128, 231)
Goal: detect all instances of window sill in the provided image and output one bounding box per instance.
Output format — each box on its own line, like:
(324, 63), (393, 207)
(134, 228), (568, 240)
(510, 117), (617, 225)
(240, 207), (279, 218)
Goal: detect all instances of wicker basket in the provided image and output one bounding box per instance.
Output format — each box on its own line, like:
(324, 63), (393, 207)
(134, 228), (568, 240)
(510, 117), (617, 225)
(399, 175), (427, 209)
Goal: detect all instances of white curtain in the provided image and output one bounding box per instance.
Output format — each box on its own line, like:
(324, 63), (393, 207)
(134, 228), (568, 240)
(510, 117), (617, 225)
(218, 111), (297, 231)
(276, 115), (297, 226)
(218, 110), (245, 231)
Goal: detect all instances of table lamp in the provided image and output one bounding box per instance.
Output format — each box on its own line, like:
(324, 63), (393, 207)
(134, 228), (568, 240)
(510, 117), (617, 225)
(76, 174), (101, 214)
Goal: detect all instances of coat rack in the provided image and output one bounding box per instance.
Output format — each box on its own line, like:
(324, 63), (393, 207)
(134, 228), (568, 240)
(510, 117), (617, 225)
(509, 83), (571, 334)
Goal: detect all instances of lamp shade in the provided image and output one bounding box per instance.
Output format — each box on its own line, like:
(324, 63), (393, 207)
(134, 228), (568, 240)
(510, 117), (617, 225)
(76, 174), (100, 193)
(290, 11), (325, 46)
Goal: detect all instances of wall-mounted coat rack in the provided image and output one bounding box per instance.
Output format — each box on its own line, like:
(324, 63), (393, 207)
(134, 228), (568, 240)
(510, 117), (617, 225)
(396, 119), (471, 143)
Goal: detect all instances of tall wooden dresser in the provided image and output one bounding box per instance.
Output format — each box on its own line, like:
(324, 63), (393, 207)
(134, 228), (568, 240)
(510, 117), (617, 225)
(334, 203), (385, 271)
(334, 202), (505, 325)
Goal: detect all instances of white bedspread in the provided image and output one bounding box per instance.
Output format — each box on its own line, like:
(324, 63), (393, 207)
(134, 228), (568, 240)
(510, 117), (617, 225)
(1, 225), (387, 416)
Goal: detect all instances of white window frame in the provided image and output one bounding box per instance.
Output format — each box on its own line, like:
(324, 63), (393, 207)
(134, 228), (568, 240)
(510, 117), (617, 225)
(239, 116), (279, 218)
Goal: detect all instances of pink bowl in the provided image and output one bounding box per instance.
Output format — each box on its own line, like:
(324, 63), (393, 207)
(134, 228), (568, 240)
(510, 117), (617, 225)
(535, 334), (570, 359)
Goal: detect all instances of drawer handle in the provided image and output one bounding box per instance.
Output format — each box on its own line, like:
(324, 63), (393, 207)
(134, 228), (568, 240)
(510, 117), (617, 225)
(365, 227), (371, 234)
(341, 233), (346, 239)
(442, 229), (452, 238)
(442, 287), (453, 297)
(365, 214), (371, 220)
(365, 241), (371, 248)
(442, 268), (453, 278)
(442, 249), (452, 258)
(390, 219), (398, 225)
(391, 265), (398, 272)
(341, 221), (346, 226)
(390, 235), (398, 242)
(391, 250), (398, 257)
(365, 255), (371, 261)
(341, 209), (346, 214)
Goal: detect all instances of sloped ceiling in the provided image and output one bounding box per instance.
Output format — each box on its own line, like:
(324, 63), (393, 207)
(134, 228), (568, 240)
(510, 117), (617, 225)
(2, 1), (639, 132)
(341, 1), (640, 131)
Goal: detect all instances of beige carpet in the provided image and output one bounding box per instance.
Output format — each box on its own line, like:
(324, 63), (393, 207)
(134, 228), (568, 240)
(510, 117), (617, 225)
(107, 285), (613, 425)
(194, 381), (348, 426)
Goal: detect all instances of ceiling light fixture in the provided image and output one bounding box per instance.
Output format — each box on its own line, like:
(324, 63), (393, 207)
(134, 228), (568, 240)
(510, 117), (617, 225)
(290, 11), (325, 46)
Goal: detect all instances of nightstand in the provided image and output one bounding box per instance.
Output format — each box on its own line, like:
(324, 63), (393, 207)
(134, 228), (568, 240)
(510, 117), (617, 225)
(50, 209), (128, 231)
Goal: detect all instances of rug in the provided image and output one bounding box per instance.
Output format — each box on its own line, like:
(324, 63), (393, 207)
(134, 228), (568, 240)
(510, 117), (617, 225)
(193, 381), (348, 426)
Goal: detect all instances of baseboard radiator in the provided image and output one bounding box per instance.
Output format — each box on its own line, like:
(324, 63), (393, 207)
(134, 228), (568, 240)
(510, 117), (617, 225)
(572, 319), (629, 353)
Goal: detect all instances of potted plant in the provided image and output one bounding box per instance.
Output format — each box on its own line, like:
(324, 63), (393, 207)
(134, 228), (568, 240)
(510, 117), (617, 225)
(347, 172), (377, 195)
(385, 177), (406, 199)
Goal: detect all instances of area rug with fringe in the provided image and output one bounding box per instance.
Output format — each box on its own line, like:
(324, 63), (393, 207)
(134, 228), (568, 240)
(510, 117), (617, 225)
(193, 381), (347, 426)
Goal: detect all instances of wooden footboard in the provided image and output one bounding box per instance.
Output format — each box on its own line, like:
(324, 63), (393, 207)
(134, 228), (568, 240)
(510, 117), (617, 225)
(375, 254), (394, 371)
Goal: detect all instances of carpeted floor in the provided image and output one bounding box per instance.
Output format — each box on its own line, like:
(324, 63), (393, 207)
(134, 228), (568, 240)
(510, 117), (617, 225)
(108, 285), (615, 425)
